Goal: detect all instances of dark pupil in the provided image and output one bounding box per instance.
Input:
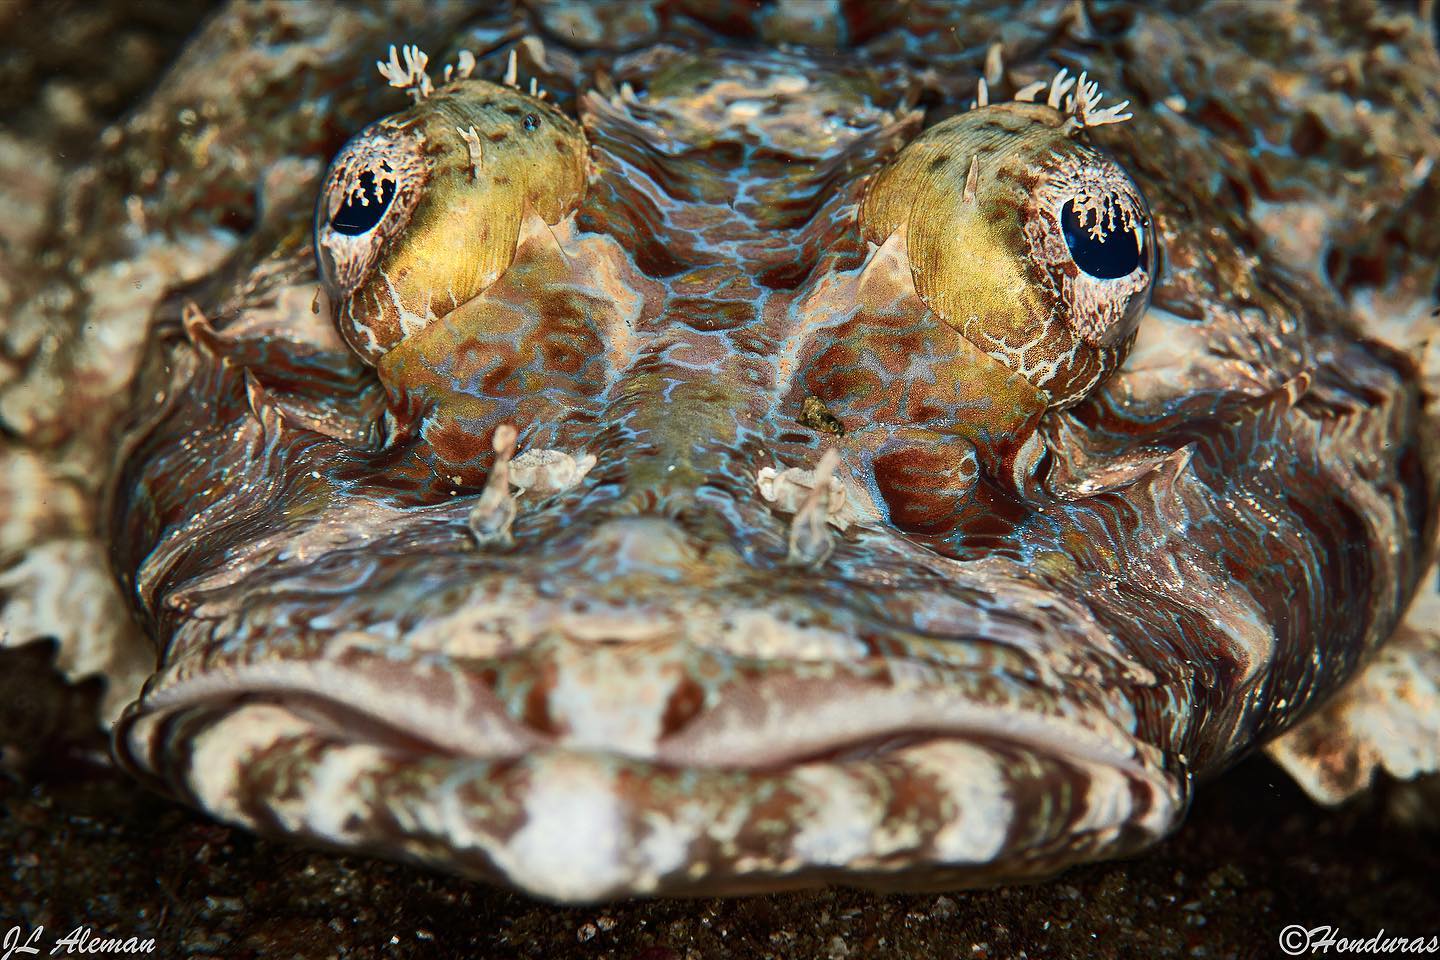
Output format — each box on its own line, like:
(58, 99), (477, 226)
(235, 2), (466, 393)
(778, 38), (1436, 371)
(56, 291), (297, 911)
(1060, 198), (1143, 280)
(330, 171), (395, 236)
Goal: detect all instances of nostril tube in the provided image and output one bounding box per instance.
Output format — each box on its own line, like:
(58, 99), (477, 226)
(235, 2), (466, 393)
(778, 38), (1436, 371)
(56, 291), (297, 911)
(787, 448), (840, 568)
(468, 424), (519, 546)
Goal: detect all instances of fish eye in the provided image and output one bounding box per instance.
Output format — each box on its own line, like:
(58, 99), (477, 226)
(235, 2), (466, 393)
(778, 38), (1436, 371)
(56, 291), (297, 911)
(313, 67), (588, 365)
(1060, 196), (1145, 280)
(312, 122), (428, 318)
(329, 168), (397, 236)
(860, 72), (1156, 408)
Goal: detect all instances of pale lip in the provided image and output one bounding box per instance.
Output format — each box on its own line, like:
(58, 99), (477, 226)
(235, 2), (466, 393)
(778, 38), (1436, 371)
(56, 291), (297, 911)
(121, 635), (1157, 771)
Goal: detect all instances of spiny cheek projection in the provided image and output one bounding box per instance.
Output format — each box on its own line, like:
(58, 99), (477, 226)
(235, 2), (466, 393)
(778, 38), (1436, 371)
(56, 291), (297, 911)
(860, 69), (1156, 409)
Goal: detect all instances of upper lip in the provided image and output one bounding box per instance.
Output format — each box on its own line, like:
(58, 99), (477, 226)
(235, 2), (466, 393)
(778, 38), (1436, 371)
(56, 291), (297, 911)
(124, 617), (1160, 781)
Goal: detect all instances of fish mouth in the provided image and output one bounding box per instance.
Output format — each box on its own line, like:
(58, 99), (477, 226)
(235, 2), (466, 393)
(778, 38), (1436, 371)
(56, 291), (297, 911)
(115, 593), (1184, 902)
(113, 483), (1186, 902)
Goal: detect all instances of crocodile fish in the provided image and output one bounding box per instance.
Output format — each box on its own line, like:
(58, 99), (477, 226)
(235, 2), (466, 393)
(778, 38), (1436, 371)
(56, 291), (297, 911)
(2, 1), (1438, 904)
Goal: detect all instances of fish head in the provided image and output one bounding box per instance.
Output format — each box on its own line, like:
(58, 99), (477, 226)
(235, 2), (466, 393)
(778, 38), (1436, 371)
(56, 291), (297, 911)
(107, 36), (1436, 903)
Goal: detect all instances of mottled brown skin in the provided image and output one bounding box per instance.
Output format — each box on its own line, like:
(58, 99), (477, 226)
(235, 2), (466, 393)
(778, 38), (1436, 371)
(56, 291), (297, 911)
(0, 1), (1436, 906)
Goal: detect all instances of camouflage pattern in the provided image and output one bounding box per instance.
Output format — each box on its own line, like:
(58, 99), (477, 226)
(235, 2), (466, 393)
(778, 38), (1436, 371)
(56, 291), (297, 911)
(2, 1), (1437, 904)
